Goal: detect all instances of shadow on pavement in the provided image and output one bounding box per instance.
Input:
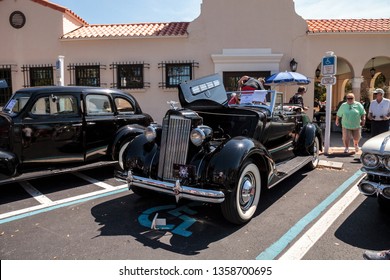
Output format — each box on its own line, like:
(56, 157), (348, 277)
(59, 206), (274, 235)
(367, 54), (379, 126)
(334, 197), (390, 251)
(90, 172), (308, 257)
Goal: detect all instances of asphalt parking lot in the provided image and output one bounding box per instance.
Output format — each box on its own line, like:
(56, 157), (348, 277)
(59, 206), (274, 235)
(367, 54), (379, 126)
(0, 130), (389, 261)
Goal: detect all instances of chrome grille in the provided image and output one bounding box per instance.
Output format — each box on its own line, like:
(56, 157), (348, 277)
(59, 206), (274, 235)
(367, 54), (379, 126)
(158, 115), (191, 180)
(367, 173), (390, 184)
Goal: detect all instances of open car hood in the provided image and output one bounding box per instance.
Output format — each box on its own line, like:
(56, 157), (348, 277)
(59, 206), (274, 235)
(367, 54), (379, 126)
(178, 73), (228, 110)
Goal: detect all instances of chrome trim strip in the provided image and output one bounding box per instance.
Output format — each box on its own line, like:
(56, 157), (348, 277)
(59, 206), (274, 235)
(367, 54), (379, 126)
(127, 172), (225, 203)
(379, 134), (390, 154)
(360, 167), (390, 176)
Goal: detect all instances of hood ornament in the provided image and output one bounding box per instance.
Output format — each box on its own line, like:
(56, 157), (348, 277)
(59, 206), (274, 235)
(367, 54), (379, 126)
(167, 101), (180, 110)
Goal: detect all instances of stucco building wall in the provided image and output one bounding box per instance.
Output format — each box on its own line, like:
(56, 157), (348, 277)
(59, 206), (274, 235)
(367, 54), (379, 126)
(1, 0), (389, 121)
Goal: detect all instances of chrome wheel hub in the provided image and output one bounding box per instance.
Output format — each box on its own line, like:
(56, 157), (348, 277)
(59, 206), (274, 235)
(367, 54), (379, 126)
(240, 174), (255, 210)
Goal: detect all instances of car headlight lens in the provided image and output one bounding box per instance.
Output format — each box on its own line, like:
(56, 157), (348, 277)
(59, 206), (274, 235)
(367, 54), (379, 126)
(382, 187), (390, 199)
(144, 126), (156, 142)
(190, 125), (213, 147)
(358, 182), (377, 196)
(190, 128), (205, 146)
(384, 157), (390, 171)
(361, 153), (380, 169)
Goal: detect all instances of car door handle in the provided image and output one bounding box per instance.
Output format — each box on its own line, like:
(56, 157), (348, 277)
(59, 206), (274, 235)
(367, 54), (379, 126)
(72, 123), (83, 127)
(86, 122), (96, 125)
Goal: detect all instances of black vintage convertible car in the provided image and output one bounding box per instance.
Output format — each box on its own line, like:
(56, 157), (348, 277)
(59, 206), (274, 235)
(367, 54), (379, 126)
(0, 86), (153, 184)
(116, 74), (323, 224)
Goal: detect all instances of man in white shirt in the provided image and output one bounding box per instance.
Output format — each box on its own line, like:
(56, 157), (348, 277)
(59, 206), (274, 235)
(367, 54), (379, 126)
(368, 88), (390, 137)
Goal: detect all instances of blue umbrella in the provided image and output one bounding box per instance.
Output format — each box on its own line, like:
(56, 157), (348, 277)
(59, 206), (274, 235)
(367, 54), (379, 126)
(265, 71), (311, 85)
(0, 79), (8, 89)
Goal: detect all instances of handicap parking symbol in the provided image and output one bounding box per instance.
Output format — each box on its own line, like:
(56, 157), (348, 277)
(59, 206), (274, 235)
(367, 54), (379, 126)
(138, 203), (198, 237)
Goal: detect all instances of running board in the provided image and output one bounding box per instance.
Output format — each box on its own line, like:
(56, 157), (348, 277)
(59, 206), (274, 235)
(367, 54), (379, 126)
(268, 156), (312, 188)
(0, 161), (117, 186)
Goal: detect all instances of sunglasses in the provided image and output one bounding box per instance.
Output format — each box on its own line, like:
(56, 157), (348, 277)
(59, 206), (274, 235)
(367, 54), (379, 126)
(347, 97), (354, 100)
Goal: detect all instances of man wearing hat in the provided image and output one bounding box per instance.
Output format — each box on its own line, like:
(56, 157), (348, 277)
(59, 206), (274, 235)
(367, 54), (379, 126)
(368, 88), (390, 137)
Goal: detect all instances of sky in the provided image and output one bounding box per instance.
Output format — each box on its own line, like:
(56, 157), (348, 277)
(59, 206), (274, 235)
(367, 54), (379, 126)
(51, 0), (390, 24)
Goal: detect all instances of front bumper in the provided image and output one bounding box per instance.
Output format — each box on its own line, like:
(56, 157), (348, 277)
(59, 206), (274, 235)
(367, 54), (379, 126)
(358, 173), (390, 199)
(116, 170), (225, 203)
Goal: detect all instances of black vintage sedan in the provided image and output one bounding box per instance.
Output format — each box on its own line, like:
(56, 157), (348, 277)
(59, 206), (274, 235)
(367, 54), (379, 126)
(0, 86), (153, 184)
(116, 74), (323, 224)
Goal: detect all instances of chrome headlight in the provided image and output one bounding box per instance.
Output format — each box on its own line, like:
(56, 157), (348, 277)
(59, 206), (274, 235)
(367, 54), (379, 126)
(361, 153), (380, 169)
(190, 128), (205, 146)
(144, 126), (156, 142)
(358, 182), (377, 196)
(384, 157), (390, 171)
(382, 187), (390, 199)
(190, 125), (213, 147)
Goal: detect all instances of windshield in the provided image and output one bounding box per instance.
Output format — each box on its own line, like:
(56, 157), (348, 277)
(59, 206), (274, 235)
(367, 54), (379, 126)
(2, 93), (31, 114)
(227, 90), (273, 107)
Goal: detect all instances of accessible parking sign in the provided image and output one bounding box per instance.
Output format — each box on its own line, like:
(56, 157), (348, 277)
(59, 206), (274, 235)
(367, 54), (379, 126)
(321, 53), (337, 76)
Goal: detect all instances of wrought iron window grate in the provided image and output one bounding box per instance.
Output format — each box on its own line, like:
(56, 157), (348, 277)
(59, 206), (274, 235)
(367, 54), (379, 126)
(67, 63), (106, 87)
(0, 64), (17, 105)
(158, 60), (199, 89)
(110, 62), (150, 89)
(21, 64), (54, 88)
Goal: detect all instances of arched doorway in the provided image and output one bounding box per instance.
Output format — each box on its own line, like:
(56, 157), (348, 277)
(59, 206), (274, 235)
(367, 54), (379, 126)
(361, 56), (390, 101)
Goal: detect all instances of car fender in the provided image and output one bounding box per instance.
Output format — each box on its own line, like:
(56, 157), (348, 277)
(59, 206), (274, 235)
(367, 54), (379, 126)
(110, 124), (147, 160)
(295, 123), (322, 155)
(0, 150), (18, 178)
(204, 136), (270, 192)
(122, 133), (158, 175)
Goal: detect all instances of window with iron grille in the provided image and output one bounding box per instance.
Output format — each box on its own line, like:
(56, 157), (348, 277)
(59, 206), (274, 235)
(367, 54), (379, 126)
(67, 63), (106, 87)
(158, 61), (199, 88)
(75, 65), (100, 87)
(0, 65), (15, 106)
(110, 62), (150, 89)
(22, 64), (54, 88)
(30, 66), (54, 87)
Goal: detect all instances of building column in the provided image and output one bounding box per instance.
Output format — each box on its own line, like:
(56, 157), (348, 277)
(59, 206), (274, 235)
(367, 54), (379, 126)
(351, 77), (363, 101)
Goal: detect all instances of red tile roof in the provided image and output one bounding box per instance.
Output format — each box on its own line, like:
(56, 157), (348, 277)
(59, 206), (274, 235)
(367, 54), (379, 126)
(307, 19), (390, 34)
(61, 19), (389, 40)
(33, 1), (389, 38)
(32, 0), (88, 25)
(62, 22), (190, 39)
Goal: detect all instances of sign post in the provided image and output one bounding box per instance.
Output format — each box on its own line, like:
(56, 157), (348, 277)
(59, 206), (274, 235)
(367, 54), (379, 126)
(56, 55), (65, 86)
(321, 51), (337, 154)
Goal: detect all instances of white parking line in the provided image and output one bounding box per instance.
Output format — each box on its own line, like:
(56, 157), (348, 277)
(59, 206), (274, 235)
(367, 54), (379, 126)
(73, 172), (116, 189)
(256, 170), (363, 260)
(278, 183), (360, 260)
(19, 181), (53, 204)
(0, 183), (128, 223)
